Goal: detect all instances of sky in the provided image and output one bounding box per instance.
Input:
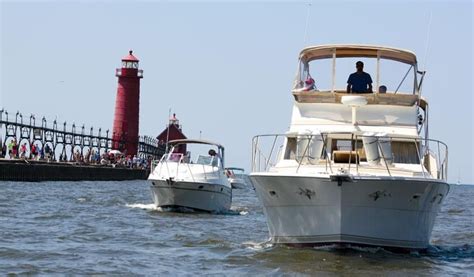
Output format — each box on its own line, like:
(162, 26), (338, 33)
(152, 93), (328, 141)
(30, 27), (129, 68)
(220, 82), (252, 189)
(1, 0), (473, 184)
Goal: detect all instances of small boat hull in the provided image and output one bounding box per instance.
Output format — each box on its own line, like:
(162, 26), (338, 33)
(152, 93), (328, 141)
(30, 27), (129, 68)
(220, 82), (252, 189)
(150, 179), (232, 213)
(250, 174), (450, 250)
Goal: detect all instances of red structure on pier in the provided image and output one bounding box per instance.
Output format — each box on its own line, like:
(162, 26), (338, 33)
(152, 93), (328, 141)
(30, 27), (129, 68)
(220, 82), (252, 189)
(112, 50), (143, 156)
(157, 114), (187, 154)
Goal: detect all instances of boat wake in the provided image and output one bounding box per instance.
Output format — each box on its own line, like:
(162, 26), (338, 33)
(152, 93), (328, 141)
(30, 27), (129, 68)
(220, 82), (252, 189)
(426, 244), (474, 259)
(125, 203), (196, 213)
(307, 243), (474, 259)
(242, 239), (274, 251)
(125, 203), (159, 210)
(223, 207), (250, 216)
(125, 203), (250, 215)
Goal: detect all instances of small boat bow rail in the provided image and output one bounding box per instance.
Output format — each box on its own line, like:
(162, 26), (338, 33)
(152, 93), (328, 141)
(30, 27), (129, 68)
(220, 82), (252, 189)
(150, 139), (225, 182)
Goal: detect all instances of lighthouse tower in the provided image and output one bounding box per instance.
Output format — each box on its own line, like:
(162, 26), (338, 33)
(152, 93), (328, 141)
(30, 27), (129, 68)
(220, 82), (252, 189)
(112, 50), (143, 156)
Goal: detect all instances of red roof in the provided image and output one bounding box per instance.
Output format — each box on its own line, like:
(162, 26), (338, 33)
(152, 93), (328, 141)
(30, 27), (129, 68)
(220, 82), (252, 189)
(122, 50), (139, 61)
(157, 124), (187, 142)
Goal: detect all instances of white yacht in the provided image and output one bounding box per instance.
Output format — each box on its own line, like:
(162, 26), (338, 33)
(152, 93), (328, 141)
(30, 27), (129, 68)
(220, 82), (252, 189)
(249, 45), (450, 250)
(149, 139), (232, 213)
(225, 167), (249, 189)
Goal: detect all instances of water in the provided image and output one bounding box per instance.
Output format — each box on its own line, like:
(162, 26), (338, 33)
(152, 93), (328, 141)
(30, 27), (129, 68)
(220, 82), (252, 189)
(0, 181), (473, 275)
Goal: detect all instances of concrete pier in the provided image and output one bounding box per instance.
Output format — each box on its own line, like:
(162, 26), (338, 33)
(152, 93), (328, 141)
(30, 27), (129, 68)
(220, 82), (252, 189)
(0, 159), (148, 182)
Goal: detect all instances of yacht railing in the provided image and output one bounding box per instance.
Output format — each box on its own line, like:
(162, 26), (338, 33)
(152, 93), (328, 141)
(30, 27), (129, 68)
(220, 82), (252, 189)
(251, 133), (448, 181)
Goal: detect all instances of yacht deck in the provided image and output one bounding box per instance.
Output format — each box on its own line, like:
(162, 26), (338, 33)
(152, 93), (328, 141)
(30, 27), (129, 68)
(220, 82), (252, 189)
(292, 91), (427, 109)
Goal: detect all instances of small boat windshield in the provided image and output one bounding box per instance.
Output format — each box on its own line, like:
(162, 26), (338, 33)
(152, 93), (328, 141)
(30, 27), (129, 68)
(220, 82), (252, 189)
(164, 140), (224, 168)
(195, 155), (219, 166)
(165, 152), (221, 167)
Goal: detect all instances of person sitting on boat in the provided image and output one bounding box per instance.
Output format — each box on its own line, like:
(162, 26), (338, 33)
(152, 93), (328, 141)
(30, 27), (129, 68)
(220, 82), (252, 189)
(208, 149), (220, 167)
(379, 85), (387, 93)
(347, 61), (373, 93)
(303, 75), (316, 91)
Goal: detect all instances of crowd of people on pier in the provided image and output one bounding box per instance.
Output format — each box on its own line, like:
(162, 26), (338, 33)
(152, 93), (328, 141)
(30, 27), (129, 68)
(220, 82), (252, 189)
(0, 138), (151, 170)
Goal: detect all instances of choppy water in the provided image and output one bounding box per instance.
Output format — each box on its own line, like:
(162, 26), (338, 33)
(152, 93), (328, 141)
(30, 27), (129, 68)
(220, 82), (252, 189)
(0, 181), (472, 275)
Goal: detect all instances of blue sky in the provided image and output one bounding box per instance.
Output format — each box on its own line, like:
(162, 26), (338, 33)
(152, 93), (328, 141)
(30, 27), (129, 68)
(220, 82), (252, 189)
(1, 0), (472, 183)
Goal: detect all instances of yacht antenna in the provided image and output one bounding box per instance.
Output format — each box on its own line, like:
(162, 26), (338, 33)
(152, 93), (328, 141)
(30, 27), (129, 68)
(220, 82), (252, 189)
(418, 11), (433, 97)
(422, 11), (433, 71)
(303, 2), (312, 45)
(165, 108), (171, 153)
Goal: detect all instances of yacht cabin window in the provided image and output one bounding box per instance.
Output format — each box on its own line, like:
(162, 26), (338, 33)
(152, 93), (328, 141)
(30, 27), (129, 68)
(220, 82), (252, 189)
(284, 137), (421, 164)
(284, 138), (297, 160)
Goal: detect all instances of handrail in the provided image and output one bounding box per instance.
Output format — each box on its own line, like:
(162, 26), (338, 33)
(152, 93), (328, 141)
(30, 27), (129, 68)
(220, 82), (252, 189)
(265, 136), (278, 170)
(186, 162), (196, 182)
(413, 138), (425, 177)
(321, 133), (333, 174)
(251, 132), (448, 181)
(151, 152), (224, 183)
(376, 138), (392, 177)
(296, 134), (312, 173)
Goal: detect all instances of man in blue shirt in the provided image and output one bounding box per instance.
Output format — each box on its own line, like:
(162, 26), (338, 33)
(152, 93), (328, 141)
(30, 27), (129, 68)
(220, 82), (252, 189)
(347, 61), (373, 93)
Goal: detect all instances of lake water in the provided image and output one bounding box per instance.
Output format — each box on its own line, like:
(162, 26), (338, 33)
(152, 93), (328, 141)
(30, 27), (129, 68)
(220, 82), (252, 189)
(0, 181), (472, 275)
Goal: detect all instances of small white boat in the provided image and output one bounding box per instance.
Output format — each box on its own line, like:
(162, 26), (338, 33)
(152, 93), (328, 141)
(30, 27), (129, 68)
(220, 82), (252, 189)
(148, 139), (232, 213)
(225, 167), (249, 189)
(250, 45), (450, 251)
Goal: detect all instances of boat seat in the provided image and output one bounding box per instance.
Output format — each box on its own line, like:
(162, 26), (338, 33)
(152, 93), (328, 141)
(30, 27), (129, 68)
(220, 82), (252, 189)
(333, 150), (358, 163)
(357, 148), (367, 162)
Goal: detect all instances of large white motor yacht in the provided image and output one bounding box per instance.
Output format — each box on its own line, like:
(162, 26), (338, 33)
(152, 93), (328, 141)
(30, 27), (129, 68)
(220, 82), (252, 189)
(149, 139), (232, 213)
(249, 45), (450, 250)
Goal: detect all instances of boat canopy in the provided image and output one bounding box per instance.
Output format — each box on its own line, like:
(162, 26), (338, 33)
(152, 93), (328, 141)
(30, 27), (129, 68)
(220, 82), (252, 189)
(299, 44), (417, 65)
(168, 139), (224, 150)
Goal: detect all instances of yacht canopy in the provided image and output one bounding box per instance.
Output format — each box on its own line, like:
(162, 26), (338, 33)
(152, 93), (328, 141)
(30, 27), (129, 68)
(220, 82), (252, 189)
(168, 139), (224, 149)
(299, 44), (418, 65)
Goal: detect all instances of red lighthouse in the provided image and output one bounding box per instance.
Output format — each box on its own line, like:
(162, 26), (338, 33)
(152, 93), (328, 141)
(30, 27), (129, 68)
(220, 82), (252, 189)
(112, 50), (143, 156)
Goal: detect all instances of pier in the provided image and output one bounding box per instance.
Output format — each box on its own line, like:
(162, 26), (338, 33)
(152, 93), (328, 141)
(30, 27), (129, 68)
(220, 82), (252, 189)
(0, 109), (165, 182)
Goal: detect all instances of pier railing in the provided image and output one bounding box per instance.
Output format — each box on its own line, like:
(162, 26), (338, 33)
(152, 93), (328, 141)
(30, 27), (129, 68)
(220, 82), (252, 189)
(251, 133), (448, 181)
(0, 109), (165, 162)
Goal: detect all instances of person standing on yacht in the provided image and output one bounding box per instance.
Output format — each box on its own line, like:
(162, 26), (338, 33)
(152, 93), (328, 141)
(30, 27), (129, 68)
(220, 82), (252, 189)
(347, 61), (373, 93)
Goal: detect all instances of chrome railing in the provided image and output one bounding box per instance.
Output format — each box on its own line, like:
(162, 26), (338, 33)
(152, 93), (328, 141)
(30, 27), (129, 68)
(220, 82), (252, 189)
(251, 133), (448, 181)
(150, 153), (221, 181)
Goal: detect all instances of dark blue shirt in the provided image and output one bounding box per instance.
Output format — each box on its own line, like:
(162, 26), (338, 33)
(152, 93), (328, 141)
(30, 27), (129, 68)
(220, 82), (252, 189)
(347, 72), (373, 93)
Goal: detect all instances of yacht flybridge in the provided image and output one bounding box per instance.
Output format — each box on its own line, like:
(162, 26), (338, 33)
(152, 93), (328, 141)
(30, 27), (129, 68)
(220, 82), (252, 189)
(249, 45), (449, 250)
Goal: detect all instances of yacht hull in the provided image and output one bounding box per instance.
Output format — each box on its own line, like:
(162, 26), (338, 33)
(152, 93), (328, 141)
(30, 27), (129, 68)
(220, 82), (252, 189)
(250, 174), (450, 250)
(150, 179), (232, 213)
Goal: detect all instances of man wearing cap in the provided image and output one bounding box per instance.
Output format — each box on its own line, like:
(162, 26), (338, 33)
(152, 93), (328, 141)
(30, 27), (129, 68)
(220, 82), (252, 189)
(347, 61), (373, 93)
